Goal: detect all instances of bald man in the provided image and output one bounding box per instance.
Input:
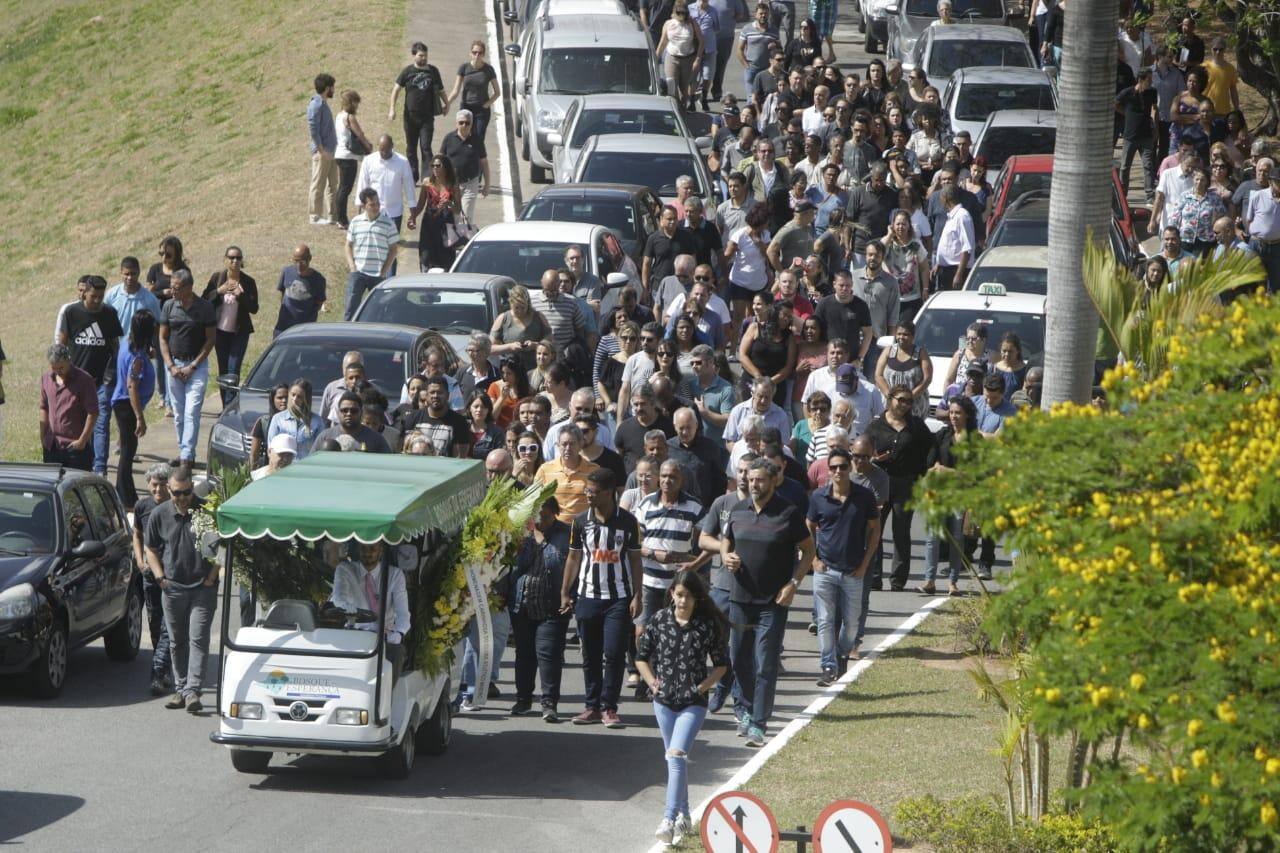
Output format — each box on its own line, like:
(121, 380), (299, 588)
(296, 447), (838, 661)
(356, 134), (415, 233)
(665, 406), (727, 503)
(485, 448), (514, 481)
(275, 244), (328, 335)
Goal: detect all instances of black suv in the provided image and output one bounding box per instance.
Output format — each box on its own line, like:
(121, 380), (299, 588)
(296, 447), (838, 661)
(0, 464), (142, 697)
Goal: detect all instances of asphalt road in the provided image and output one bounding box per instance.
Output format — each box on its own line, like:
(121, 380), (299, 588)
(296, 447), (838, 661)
(0, 3), (975, 850)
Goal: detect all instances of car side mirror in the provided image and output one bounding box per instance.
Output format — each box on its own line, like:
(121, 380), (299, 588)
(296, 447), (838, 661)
(502, 11), (518, 23)
(546, 131), (563, 148)
(694, 135), (713, 153)
(215, 374), (240, 399)
(504, 43), (521, 57)
(876, 334), (895, 349)
(605, 272), (630, 287)
(71, 540), (106, 560)
(885, 4), (898, 13)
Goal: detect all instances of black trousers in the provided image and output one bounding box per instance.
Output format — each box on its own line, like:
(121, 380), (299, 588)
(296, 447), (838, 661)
(884, 476), (917, 589)
(43, 443), (92, 471)
(934, 264), (961, 292)
(403, 113), (436, 183)
(111, 401), (140, 508)
(712, 39), (734, 100)
(511, 610), (568, 706)
(336, 158), (358, 227)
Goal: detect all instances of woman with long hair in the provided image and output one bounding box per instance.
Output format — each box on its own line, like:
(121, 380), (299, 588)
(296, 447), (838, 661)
(792, 314), (828, 421)
(668, 313), (700, 373)
(636, 569), (730, 846)
(863, 59), (892, 115)
(146, 235), (189, 413)
(992, 331), (1029, 395)
(249, 383), (289, 471)
(334, 89), (373, 229)
(723, 203), (773, 352)
(110, 310), (157, 508)
(656, 2), (705, 111)
(511, 428), (545, 486)
(654, 340), (697, 402)
(490, 284), (553, 371)
(883, 209), (931, 319)
(466, 390), (505, 459)
(408, 153), (461, 273)
(785, 18), (824, 70)
(599, 320), (640, 426)
(269, 378), (324, 460)
(541, 361), (574, 424)
(944, 322), (990, 388)
(202, 245), (259, 405)
(528, 338), (558, 393)
(488, 356), (532, 429)
(919, 394), (978, 596)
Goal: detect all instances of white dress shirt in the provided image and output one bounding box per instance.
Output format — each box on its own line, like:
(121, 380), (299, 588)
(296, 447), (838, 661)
(934, 205), (976, 267)
(329, 560), (411, 643)
(1156, 166), (1196, 229)
(664, 290), (732, 324)
(356, 151), (415, 219)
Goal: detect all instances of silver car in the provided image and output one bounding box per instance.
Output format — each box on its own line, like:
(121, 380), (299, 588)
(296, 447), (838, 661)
(909, 24), (1035, 92)
(352, 272), (517, 356)
(886, 0), (1008, 72)
(550, 94), (693, 185)
(571, 133), (719, 206)
(941, 66), (1057, 141)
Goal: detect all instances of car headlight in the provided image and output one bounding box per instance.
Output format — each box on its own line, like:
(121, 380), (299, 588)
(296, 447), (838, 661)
(0, 584), (36, 620)
(535, 109), (562, 131)
(211, 423), (248, 454)
(230, 702), (263, 720)
(334, 708), (368, 726)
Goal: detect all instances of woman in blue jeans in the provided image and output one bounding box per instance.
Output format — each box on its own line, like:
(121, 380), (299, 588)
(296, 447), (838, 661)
(635, 570), (729, 847)
(920, 394), (978, 596)
(201, 246), (258, 404)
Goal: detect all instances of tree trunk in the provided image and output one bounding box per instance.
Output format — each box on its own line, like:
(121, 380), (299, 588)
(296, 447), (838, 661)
(1041, 0), (1121, 407)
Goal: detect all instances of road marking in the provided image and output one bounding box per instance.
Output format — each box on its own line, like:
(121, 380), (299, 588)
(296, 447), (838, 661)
(644, 595), (950, 853)
(484, 0), (518, 223)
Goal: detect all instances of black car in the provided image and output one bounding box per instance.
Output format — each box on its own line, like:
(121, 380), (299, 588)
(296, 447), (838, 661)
(0, 464), (142, 697)
(519, 182), (660, 264)
(984, 195), (1136, 272)
(207, 322), (458, 470)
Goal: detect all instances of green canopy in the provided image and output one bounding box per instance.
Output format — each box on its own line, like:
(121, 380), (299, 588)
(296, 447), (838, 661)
(215, 452), (486, 544)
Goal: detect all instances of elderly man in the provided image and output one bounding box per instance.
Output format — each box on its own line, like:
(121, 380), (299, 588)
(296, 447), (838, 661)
(688, 344), (734, 441)
(1151, 150), (1199, 236)
(440, 108), (490, 224)
(666, 407), (728, 504)
(274, 244), (327, 335)
(531, 268), (594, 372)
(455, 331), (498, 400)
(534, 425), (600, 524)
(723, 377), (793, 450)
(1246, 173), (1280, 293)
(1010, 366), (1044, 410)
(132, 463), (173, 696)
(545, 388), (616, 459)
(145, 467), (219, 713)
(485, 448), (514, 481)
(652, 254), (697, 330)
(39, 344), (98, 470)
(320, 351), (363, 419)
(683, 198), (724, 275)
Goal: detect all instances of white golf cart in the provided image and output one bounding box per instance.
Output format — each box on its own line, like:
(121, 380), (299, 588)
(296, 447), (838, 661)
(209, 452), (485, 777)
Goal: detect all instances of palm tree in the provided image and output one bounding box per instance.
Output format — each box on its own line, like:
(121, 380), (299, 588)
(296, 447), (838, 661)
(1041, 0), (1122, 407)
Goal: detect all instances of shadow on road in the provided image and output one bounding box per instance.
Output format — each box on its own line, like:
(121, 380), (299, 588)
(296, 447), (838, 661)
(0, 791), (86, 843)
(0, 646), (159, 709)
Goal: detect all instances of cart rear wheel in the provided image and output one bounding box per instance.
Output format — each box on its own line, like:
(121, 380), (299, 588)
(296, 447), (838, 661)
(417, 692), (452, 756)
(230, 749), (271, 773)
(378, 717), (418, 779)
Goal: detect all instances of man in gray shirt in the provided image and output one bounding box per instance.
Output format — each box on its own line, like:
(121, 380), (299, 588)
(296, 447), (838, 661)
(698, 452), (752, 713)
(854, 240), (900, 375)
(145, 467), (218, 713)
(717, 171), (757, 239)
(313, 391), (392, 453)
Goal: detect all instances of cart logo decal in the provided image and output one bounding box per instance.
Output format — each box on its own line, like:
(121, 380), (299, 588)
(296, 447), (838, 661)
(260, 670), (341, 700)
(288, 701), (311, 721)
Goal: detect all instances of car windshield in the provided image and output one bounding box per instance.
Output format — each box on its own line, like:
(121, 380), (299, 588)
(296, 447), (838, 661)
(978, 126), (1056, 169)
(1004, 172), (1126, 221)
(966, 265), (1048, 295)
(0, 489), (56, 555)
(540, 49), (653, 95)
(454, 240), (578, 286)
(955, 84), (1053, 121)
(907, 0), (1003, 15)
(988, 218), (1048, 248)
(245, 342), (408, 396)
(928, 42), (1031, 79)
(580, 151), (700, 197)
(522, 197), (639, 241)
(357, 288), (489, 334)
(569, 109), (681, 148)
(916, 307), (1045, 362)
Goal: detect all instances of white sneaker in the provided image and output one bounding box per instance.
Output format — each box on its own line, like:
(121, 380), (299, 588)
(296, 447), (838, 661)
(673, 814), (692, 844)
(654, 818), (675, 845)
(459, 697), (478, 713)
(311, 217), (332, 226)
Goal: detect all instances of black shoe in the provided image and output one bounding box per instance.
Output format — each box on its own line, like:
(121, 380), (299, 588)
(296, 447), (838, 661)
(510, 699), (533, 716)
(870, 580), (883, 591)
(816, 668), (837, 687)
(701, 94), (710, 111)
(186, 699), (203, 715)
(890, 584), (906, 592)
(488, 682), (501, 699)
(566, 633), (580, 646)
(149, 678), (166, 697)
(542, 704), (559, 723)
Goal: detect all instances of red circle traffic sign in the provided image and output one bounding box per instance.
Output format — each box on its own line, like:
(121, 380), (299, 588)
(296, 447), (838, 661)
(812, 799), (893, 853)
(700, 790), (780, 853)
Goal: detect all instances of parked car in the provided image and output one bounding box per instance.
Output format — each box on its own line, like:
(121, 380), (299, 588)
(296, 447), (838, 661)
(963, 245), (1048, 294)
(550, 93), (692, 185)
(908, 24), (1035, 92)
(972, 108), (1057, 172)
(0, 464), (142, 697)
(520, 182), (661, 262)
(887, 0), (1009, 72)
(502, 0), (630, 40)
(856, 0), (897, 53)
(986, 154), (1149, 256)
(571, 133), (720, 205)
(984, 194), (1136, 271)
(452, 220), (640, 289)
(507, 13), (659, 183)
(207, 323), (454, 470)
(353, 273), (517, 356)
(941, 66), (1057, 142)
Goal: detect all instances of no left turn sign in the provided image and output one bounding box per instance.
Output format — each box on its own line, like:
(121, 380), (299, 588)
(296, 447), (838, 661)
(811, 799), (893, 853)
(700, 790), (780, 853)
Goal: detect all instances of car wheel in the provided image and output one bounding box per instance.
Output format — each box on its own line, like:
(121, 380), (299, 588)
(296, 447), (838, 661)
(521, 132), (530, 163)
(530, 162), (548, 184)
(378, 714), (419, 779)
(104, 581), (143, 661)
(865, 28), (878, 53)
(417, 690), (452, 756)
(230, 749), (272, 773)
(30, 619), (68, 699)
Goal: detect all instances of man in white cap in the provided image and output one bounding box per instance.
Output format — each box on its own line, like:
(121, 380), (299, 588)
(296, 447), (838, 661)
(252, 433), (297, 480)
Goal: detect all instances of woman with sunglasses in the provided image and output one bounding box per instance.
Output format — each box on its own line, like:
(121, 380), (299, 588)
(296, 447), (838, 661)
(488, 356), (531, 429)
(784, 18), (823, 70)
(146, 236), (189, 415)
(919, 394), (978, 596)
(792, 389), (830, 463)
(654, 340), (698, 403)
(792, 314), (827, 421)
(201, 246), (259, 406)
(655, 1), (705, 111)
(875, 320), (932, 419)
(445, 40), (499, 140)
(511, 431), (545, 486)
(904, 68), (929, 113)
(943, 322), (990, 388)
(407, 153), (460, 273)
(598, 320), (640, 428)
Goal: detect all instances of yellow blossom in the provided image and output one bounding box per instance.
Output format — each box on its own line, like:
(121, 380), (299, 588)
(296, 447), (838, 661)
(1044, 688), (1062, 703)
(1192, 749), (1209, 769)
(1217, 702), (1238, 724)
(1211, 772), (1224, 788)
(1267, 758), (1280, 776)
(1137, 713), (1152, 730)
(1170, 766), (1187, 784)
(1262, 802), (1278, 827)
(1187, 719), (1204, 737)
(1129, 673), (1146, 691)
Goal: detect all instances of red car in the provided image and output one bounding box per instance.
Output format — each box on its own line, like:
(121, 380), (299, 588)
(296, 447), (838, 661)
(986, 155), (1150, 255)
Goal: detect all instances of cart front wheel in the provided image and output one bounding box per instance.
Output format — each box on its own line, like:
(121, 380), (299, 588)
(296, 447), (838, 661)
(230, 749), (271, 774)
(417, 692), (452, 756)
(378, 719), (418, 779)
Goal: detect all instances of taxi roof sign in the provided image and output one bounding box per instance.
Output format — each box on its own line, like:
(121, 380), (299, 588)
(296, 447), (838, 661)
(977, 282), (1007, 297)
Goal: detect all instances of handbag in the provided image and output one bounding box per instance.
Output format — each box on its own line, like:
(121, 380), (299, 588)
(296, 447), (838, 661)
(347, 134), (370, 157)
(446, 208), (478, 249)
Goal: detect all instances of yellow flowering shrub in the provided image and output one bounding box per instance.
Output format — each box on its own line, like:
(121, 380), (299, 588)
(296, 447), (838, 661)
(919, 294), (1280, 850)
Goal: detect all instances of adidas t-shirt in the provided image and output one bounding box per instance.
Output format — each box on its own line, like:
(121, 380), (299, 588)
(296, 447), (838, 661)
(61, 304), (123, 385)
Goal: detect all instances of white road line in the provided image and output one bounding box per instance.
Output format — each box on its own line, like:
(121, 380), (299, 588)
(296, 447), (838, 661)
(484, 0), (518, 224)
(643, 595), (951, 853)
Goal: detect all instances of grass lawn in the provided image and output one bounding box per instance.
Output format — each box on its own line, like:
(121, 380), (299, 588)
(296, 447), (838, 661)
(0, 0), (405, 461)
(737, 603), (1023, 847)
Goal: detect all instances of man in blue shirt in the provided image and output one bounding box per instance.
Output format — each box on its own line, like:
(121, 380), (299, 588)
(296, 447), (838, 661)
(307, 73), (339, 225)
(973, 373), (1019, 437)
(689, 344), (735, 442)
(104, 257), (162, 333)
(806, 447), (881, 685)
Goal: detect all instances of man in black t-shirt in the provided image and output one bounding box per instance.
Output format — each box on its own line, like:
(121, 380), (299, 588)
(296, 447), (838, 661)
(1116, 69), (1159, 203)
(642, 205), (698, 301)
(132, 464), (173, 696)
(814, 271), (874, 363)
(402, 376), (471, 457)
(389, 41), (445, 182)
(58, 275), (123, 475)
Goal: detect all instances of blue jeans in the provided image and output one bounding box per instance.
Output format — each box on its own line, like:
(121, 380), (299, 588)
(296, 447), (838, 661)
(709, 585), (736, 695)
(166, 358), (208, 463)
(813, 570), (865, 673)
(143, 576), (171, 680)
(924, 513), (964, 584)
(855, 559), (874, 647)
(213, 329), (250, 405)
(576, 596), (632, 711)
(728, 600), (788, 730)
(93, 381), (112, 474)
(459, 608), (512, 697)
(743, 65), (763, 92)
(653, 701), (708, 821)
(344, 271), (383, 320)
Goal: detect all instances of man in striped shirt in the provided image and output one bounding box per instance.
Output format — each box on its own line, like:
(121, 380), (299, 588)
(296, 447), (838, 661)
(530, 268), (595, 374)
(343, 189), (399, 320)
(636, 460), (709, 621)
(560, 467), (643, 728)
